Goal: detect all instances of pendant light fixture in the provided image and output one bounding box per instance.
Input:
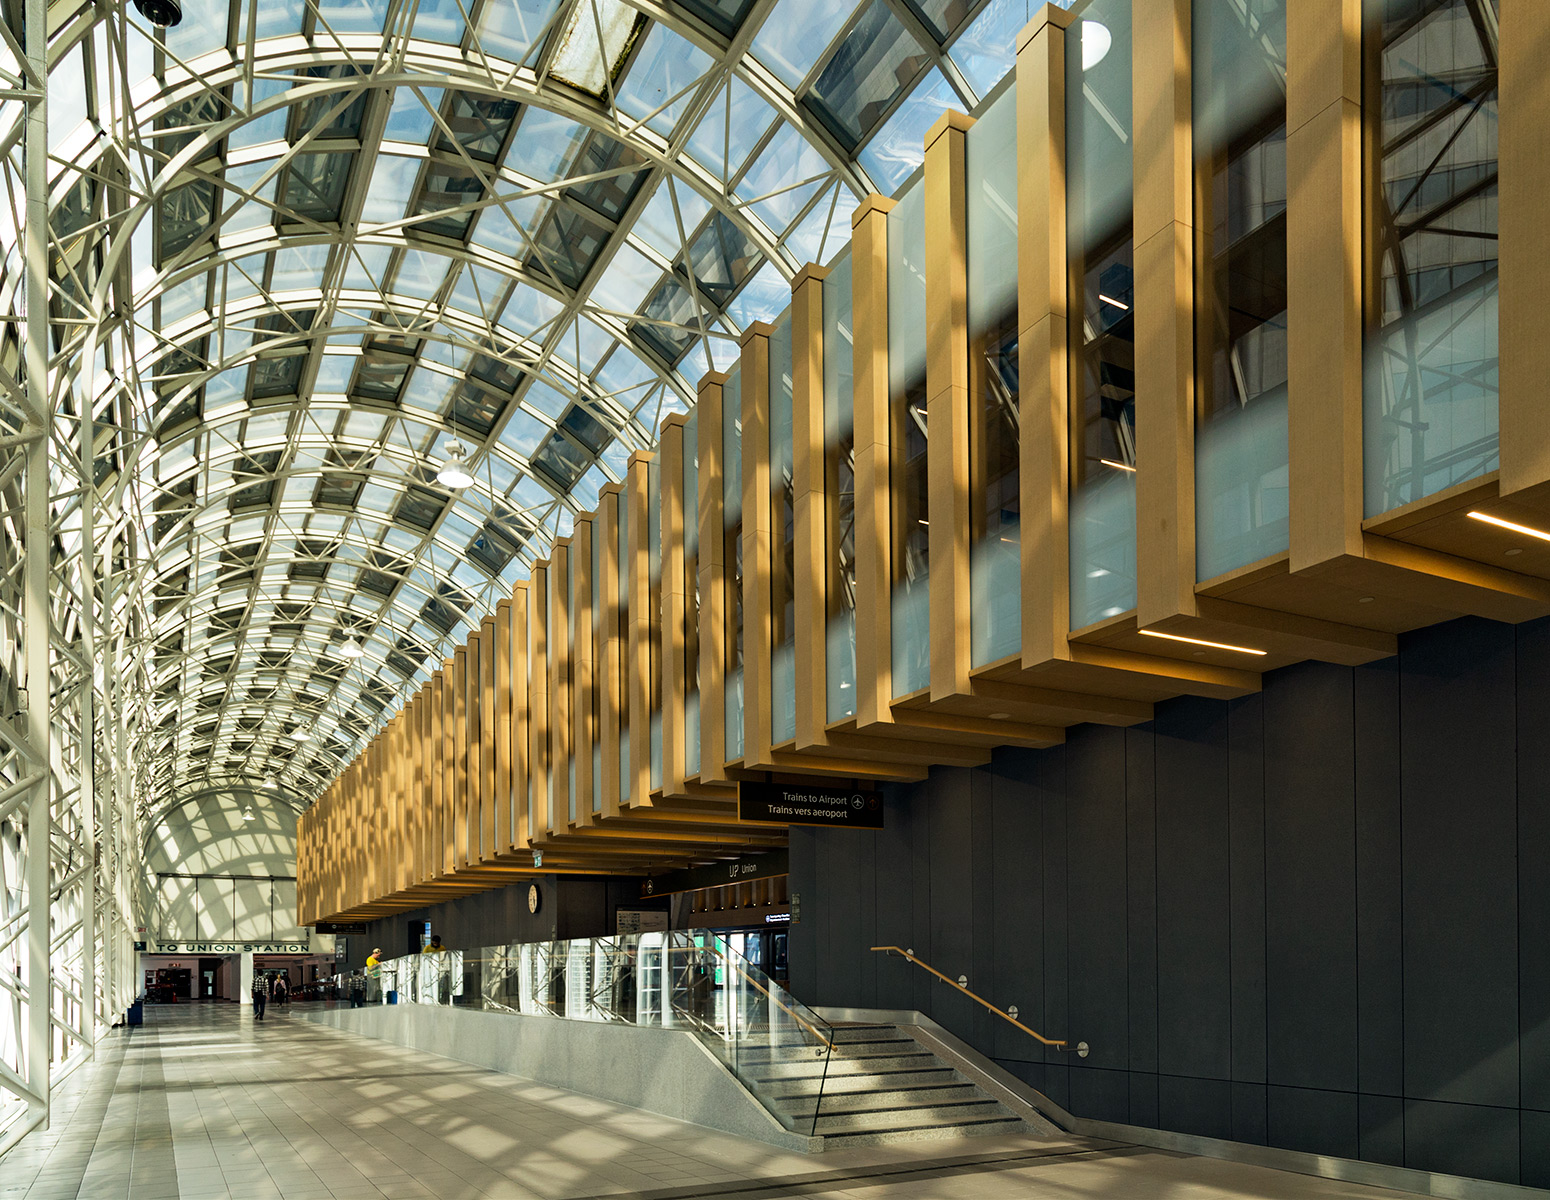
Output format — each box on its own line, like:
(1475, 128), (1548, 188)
(340, 636), (365, 659)
(437, 438), (474, 489)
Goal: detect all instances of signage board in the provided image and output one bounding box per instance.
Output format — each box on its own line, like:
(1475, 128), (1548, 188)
(313, 921), (368, 935)
(737, 781), (884, 829)
(616, 909), (670, 935)
(144, 942), (311, 954)
(641, 849), (789, 899)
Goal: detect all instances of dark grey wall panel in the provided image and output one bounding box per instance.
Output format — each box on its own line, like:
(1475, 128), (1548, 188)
(1264, 662), (1358, 1093)
(1401, 619), (1518, 1110)
(1404, 1098), (1519, 1185)
(1125, 726), (1159, 1076)
(1154, 697), (1232, 1081)
(1227, 692), (1267, 1086)
(1267, 1085), (1357, 1158)
(789, 615), (1548, 1188)
(1354, 658), (1404, 1098)
(1516, 622), (1550, 1115)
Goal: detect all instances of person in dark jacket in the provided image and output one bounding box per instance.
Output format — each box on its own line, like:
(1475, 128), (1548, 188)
(251, 975), (268, 1020)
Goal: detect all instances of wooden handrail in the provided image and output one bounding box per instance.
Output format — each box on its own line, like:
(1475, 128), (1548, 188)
(870, 946), (1067, 1048)
(729, 963), (834, 1052)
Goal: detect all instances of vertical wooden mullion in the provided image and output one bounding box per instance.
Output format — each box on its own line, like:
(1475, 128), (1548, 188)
(493, 599), (514, 854)
(925, 109), (975, 701)
(480, 613), (498, 860)
(529, 562), (550, 840)
(1018, 8), (1073, 666)
(511, 580), (531, 852)
(453, 645), (470, 868)
(1132, 0), (1198, 627)
(549, 541), (573, 835)
(850, 198), (897, 729)
(1287, 0), (1365, 570)
(740, 325), (774, 767)
(694, 378), (728, 782)
(660, 415), (688, 795)
(625, 454), (653, 807)
(573, 515), (597, 826)
(791, 268), (829, 750)
(596, 487), (624, 815)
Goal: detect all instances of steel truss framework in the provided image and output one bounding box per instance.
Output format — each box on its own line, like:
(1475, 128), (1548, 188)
(0, 0), (1033, 1147)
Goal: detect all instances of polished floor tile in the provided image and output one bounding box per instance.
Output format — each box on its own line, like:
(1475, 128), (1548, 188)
(0, 1003), (1427, 1200)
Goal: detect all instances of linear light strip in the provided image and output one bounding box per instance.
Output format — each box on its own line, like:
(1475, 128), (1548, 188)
(1139, 629), (1267, 656)
(1467, 510), (1550, 543)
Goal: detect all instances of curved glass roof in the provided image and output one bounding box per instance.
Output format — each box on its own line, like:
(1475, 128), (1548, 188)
(19, 0), (1035, 813)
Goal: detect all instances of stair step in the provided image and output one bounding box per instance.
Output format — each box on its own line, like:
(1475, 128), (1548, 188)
(812, 1100), (1014, 1135)
(820, 1115), (1027, 1147)
(773, 1083), (986, 1116)
(753, 1053), (940, 1080)
(762, 1067), (961, 1096)
(736, 1038), (917, 1065)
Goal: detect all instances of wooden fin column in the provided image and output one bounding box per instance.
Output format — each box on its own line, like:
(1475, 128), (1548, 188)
(572, 516), (597, 827)
(740, 323), (775, 769)
(791, 266), (829, 752)
(660, 415), (689, 796)
(695, 376), (729, 783)
(596, 486), (624, 815)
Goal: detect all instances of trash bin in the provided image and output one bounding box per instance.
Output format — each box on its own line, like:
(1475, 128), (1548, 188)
(126, 1001), (143, 1027)
(387, 990), (397, 1005)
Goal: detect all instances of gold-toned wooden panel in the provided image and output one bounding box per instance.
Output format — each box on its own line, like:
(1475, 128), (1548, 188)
(694, 380), (728, 782)
(596, 487), (624, 815)
(660, 416), (689, 795)
(791, 267), (829, 751)
(550, 540), (573, 836)
(572, 517), (597, 827)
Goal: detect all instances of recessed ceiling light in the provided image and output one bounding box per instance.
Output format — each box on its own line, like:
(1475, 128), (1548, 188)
(1506, 548), (1524, 557)
(1358, 596), (1375, 603)
(988, 712), (1011, 720)
(1140, 629), (1267, 657)
(1468, 510), (1550, 543)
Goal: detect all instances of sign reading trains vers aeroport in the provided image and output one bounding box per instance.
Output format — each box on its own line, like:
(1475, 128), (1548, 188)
(737, 780), (884, 829)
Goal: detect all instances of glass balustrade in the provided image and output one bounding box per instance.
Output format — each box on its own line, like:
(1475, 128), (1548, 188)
(328, 930), (837, 1137)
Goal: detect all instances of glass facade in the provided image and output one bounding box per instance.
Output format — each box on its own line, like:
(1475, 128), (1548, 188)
(723, 368), (745, 762)
(1067, 0), (1137, 628)
(888, 179), (930, 697)
(769, 315), (797, 745)
(965, 84), (1020, 664)
(1193, 0), (1290, 580)
(1363, 0), (1499, 516)
(823, 254), (857, 722)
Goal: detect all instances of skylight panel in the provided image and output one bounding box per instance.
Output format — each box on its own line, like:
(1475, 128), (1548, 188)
(222, 165), (281, 235)
(408, 0), (467, 44)
(475, 0), (564, 63)
(615, 25), (713, 136)
(858, 67), (957, 192)
(497, 282), (565, 333)
(783, 181), (859, 266)
(392, 248), (452, 300)
(804, 0), (931, 151)
(523, 379), (571, 418)
(686, 76), (777, 182)
(740, 121), (829, 233)
(315, 0), (391, 37)
(591, 244), (661, 314)
(500, 408), (549, 457)
(751, 0), (864, 89)
(950, 0), (1050, 97)
(281, 151), (354, 222)
(384, 86), (444, 144)
(341, 244), (392, 290)
(230, 80), (292, 151)
(726, 260), (791, 327)
(549, 0), (646, 97)
(272, 243), (330, 291)
(503, 107), (588, 182)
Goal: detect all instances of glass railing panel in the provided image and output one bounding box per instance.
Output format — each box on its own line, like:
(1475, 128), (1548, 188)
(888, 178), (929, 696)
(1068, 0), (1138, 627)
(822, 251), (856, 721)
(1194, 0), (1290, 580)
(334, 930), (836, 1138)
(1362, 0), (1498, 517)
(966, 82), (1021, 664)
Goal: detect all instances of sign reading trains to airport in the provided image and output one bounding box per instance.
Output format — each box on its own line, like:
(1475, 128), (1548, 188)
(737, 781), (884, 829)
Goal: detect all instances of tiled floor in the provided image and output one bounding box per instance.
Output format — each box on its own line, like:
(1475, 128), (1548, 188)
(0, 1003), (1423, 1200)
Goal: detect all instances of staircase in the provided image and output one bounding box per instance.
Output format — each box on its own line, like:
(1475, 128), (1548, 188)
(740, 1024), (1030, 1147)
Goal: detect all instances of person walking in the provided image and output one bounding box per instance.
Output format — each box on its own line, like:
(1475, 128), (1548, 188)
(251, 973), (269, 1021)
(272, 973), (289, 1008)
(366, 948), (383, 1004)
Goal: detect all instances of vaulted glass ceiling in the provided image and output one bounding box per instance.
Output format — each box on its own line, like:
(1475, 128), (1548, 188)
(24, 0), (1041, 812)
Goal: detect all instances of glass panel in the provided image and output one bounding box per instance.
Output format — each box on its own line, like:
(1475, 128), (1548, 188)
(1363, 0), (1498, 516)
(965, 86), (1020, 664)
(888, 181), (929, 697)
(823, 254), (856, 722)
(1068, 0), (1138, 627)
(684, 413), (701, 777)
(1194, 0), (1289, 580)
(723, 368), (744, 762)
(769, 314), (796, 746)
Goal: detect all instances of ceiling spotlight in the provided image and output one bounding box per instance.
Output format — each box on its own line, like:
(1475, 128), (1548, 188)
(1082, 20), (1112, 71)
(133, 0), (183, 27)
(437, 439), (475, 489)
(340, 637), (365, 659)
(241, 805), (256, 822)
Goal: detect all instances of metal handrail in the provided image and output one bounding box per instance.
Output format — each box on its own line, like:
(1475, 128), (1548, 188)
(870, 945), (1075, 1050)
